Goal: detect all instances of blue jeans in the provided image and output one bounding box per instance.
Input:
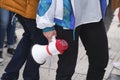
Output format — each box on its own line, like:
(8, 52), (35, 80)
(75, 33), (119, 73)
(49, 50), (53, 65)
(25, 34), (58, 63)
(1, 14), (48, 80)
(0, 8), (16, 49)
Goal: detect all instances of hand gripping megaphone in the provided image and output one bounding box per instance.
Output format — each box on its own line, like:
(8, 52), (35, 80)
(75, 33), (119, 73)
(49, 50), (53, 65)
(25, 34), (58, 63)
(31, 36), (68, 64)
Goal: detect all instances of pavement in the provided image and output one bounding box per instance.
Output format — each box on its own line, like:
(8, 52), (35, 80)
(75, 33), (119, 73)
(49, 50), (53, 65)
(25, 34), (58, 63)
(1, 8), (120, 80)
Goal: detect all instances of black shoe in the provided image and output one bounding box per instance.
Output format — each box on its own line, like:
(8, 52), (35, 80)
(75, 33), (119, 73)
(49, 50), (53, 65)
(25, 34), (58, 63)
(7, 48), (15, 57)
(0, 51), (4, 63)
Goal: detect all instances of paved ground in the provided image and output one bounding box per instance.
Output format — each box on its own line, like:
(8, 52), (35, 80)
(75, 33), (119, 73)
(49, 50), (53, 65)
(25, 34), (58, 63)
(1, 8), (120, 80)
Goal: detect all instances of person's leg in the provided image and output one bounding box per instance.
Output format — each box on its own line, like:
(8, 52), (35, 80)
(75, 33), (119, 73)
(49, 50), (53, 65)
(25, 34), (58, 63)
(7, 12), (16, 56)
(1, 15), (32, 80)
(20, 15), (48, 80)
(55, 25), (79, 80)
(1, 14), (48, 80)
(0, 8), (9, 62)
(79, 20), (109, 80)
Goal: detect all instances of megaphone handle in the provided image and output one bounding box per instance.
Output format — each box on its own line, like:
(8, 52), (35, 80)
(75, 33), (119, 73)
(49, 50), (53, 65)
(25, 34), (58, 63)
(51, 36), (56, 42)
(48, 57), (52, 76)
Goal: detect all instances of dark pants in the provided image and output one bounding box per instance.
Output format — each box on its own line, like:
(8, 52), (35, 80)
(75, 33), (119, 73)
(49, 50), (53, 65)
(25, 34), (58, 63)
(1, 15), (48, 80)
(0, 8), (16, 49)
(56, 20), (109, 80)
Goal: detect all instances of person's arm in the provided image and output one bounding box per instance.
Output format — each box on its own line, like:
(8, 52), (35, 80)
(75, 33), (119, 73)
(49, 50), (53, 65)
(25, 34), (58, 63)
(36, 0), (57, 42)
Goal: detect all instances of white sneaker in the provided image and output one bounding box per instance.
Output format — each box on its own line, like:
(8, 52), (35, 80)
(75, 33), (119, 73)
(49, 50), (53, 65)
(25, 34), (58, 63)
(0, 58), (4, 63)
(113, 62), (120, 70)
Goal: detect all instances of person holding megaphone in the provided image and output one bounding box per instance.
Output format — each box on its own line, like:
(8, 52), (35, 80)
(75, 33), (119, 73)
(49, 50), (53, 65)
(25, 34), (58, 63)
(1, 0), (109, 80)
(31, 36), (68, 64)
(35, 0), (109, 80)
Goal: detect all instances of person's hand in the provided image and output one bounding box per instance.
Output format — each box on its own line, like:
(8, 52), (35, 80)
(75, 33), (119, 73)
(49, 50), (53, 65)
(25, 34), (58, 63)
(118, 8), (120, 22)
(43, 30), (57, 42)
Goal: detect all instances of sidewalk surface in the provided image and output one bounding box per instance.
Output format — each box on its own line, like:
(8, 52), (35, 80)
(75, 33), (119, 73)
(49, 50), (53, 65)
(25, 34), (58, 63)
(1, 8), (120, 80)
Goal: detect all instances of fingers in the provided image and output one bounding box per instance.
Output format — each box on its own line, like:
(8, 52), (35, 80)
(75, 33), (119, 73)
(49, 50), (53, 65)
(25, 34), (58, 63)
(43, 30), (57, 42)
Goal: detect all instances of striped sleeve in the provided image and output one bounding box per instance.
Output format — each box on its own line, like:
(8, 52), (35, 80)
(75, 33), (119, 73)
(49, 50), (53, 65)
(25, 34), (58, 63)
(36, 0), (56, 29)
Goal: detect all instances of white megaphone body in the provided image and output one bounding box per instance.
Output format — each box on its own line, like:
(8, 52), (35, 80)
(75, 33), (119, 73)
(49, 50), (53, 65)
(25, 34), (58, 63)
(31, 36), (68, 64)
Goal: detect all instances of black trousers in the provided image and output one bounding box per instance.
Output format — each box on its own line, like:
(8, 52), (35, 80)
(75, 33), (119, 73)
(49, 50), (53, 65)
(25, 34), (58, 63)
(1, 15), (48, 80)
(56, 20), (109, 80)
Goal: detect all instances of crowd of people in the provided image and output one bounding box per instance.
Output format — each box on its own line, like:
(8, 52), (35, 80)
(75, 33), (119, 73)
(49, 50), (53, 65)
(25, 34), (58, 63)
(0, 0), (120, 80)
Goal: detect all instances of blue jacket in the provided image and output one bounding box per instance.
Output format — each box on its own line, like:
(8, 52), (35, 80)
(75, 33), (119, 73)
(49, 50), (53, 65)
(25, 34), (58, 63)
(36, 0), (107, 32)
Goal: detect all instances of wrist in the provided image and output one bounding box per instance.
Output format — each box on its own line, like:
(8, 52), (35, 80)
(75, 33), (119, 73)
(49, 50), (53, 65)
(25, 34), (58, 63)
(42, 27), (55, 32)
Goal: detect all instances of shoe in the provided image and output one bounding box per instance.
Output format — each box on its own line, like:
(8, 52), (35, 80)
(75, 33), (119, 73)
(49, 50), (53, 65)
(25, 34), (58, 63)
(0, 51), (4, 63)
(113, 62), (120, 70)
(7, 48), (15, 57)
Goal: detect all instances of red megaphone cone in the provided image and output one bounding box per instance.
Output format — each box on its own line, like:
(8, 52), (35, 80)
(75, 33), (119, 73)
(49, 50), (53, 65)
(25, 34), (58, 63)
(56, 39), (68, 54)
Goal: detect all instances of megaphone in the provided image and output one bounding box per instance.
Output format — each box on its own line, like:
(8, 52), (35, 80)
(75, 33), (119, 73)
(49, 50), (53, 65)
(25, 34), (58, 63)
(31, 36), (68, 64)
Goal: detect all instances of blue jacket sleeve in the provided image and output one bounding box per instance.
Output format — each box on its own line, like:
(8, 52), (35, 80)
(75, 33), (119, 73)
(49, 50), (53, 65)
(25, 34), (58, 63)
(36, 0), (56, 30)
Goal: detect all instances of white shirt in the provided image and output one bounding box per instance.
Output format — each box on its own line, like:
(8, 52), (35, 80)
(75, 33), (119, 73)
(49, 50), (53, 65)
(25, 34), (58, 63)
(73, 0), (102, 27)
